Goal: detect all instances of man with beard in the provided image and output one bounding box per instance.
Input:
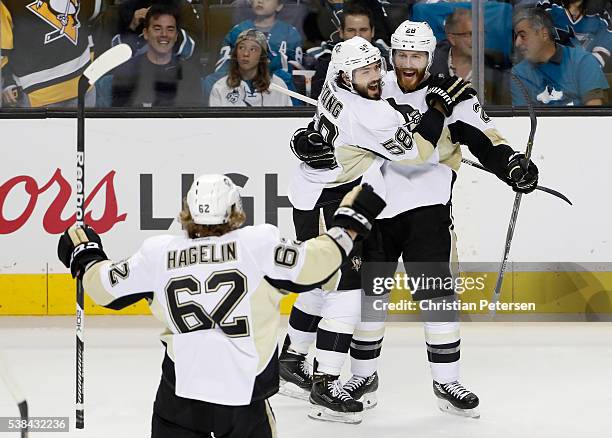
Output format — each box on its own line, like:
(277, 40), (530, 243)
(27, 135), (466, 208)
(280, 35), (475, 424)
(288, 21), (539, 419)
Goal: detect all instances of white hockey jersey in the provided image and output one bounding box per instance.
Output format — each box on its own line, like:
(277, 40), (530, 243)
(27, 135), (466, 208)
(288, 76), (440, 210)
(82, 224), (352, 405)
(379, 70), (510, 218)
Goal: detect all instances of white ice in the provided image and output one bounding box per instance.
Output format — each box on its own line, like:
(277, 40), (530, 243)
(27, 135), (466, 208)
(1, 316), (611, 438)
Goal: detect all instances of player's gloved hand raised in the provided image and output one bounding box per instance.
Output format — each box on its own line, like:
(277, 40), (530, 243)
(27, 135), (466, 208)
(504, 152), (539, 194)
(57, 225), (108, 279)
(290, 127), (337, 169)
(426, 74), (476, 117)
(332, 184), (386, 239)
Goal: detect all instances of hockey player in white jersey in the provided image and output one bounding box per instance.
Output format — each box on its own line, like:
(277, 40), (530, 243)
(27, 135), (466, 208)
(289, 21), (539, 419)
(289, 35), (465, 209)
(279, 36), (476, 423)
(56, 174), (385, 438)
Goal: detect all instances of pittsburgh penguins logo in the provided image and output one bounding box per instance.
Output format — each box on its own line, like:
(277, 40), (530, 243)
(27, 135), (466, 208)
(27, 0), (81, 46)
(351, 256), (362, 272)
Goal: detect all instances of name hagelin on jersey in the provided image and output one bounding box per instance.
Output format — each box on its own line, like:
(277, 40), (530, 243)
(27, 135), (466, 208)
(27, 0), (81, 46)
(167, 242), (238, 270)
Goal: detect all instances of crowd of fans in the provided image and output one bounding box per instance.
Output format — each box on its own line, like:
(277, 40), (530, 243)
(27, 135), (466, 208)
(0, 0), (610, 108)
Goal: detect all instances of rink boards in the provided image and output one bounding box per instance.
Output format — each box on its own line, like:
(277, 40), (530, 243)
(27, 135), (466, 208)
(0, 117), (610, 315)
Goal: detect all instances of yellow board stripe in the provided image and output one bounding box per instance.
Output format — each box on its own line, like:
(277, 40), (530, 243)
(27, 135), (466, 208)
(1, 272), (611, 315)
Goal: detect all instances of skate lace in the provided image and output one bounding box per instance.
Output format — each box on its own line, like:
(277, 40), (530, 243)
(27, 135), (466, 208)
(328, 379), (352, 401)
(299, 359), (310, 377)
(442, 382), (471, 400)
(344, 375), (367, 392)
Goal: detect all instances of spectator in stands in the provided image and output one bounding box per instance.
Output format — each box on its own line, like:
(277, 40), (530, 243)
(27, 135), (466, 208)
(111, 4), (202, 107)
(204, 29), (293, 106)
(430, 8), (511, 104)
(512, 7), (608, 105)
(537, 0), (612, 70)
(435, 8), (473, 79)
(1, 0), (99, 107)
(308, 2), (390, 99)
(215, 0), (303, 74)
(111, 0), (200, 60)
(304, 0), (394, 47)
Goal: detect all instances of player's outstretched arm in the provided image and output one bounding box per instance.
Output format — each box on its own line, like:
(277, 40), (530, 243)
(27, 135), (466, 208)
(447, 96), (539, 194)
(57, 226), (155, 309)
(262, 184), (386, 293)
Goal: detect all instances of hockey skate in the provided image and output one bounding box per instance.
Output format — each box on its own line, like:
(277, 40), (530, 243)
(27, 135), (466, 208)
(433, 380), (480, 418)
(308, 373), (363, 424)
(278, 345), (312, 401)
(343, 372), (379, 409)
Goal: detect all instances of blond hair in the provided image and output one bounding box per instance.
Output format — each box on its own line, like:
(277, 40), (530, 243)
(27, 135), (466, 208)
(178, 200), (246, 238)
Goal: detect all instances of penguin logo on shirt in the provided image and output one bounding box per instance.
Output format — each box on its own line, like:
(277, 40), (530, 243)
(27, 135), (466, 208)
(27, 0), (81, 46)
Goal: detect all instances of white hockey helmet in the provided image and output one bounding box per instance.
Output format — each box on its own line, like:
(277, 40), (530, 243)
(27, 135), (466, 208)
(390, 21), (437, 70)
(186, 174), (242, 225)
(331, 36), (384, 91)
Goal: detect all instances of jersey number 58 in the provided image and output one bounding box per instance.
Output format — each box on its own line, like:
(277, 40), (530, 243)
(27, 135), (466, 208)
(382, 127), (414, 155)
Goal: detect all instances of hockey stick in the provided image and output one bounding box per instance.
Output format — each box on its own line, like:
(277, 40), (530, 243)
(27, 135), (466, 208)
(489, 74), (537, 315)
(461, 158), (572, 205)
(269, 83), (317, 106)
(0, 355), (28, 438)
(75, 44), (132, 430)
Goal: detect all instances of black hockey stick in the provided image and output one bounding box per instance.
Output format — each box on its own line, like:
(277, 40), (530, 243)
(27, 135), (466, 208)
(75, 44), (132, 429)
(18, 400), (28, 438)
(460, 158), (572, 205)
(489, 74), (537, 315)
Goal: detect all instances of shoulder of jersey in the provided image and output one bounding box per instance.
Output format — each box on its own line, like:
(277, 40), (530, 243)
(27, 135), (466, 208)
(273, 20), (300, 34)
(327, 81), (357, 104)
(230, 20), (254, 36)
(140, 234), (183, 254)
(233, 223), (279, 242)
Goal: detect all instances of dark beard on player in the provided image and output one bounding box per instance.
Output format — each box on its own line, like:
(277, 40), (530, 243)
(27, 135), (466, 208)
(354, 79), (383, 100)
(395, 67), (426, 92)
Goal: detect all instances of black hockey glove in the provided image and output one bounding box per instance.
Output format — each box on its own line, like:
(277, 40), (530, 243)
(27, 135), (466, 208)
(57, 225), (108, 279)
(332, 184), (386, 238)
(426, 74), (477, 117)
(504, 152), (539, 194)
(290, 127), (337, 169)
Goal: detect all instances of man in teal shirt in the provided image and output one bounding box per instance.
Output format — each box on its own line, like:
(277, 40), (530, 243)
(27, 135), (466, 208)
(512, 7), (608, 106)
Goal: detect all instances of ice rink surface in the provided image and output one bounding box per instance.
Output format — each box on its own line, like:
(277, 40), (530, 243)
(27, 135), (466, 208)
(1, 316), (611, 438)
